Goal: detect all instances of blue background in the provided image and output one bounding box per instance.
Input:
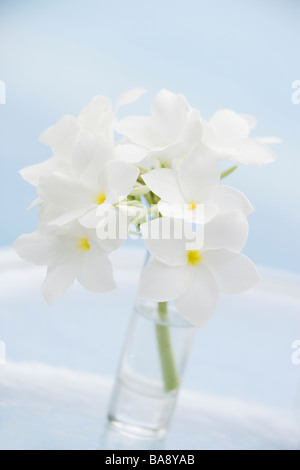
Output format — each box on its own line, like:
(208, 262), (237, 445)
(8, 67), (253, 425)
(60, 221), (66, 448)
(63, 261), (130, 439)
(0, 0), (299, 272)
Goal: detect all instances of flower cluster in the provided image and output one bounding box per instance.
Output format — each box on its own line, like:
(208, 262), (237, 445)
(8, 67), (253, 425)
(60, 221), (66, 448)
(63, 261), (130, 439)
(14, 89), (277, 326)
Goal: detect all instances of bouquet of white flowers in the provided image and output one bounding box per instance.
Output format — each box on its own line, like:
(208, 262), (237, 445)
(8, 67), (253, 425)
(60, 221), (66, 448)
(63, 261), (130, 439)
(14, 88), (277, 327)
(14, 88), (278, 438)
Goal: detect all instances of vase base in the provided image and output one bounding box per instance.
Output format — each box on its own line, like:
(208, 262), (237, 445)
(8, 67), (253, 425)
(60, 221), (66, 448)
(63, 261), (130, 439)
(108, 416), (167, 440)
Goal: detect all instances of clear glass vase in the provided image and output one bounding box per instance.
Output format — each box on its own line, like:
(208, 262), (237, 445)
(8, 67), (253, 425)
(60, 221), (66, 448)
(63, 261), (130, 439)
(107, 297), (196, 439)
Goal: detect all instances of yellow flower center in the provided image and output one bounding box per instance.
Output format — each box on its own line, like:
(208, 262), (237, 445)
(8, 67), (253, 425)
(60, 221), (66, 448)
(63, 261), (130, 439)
(95, 191), (106, 205)
(187, 250), (202, 265)
(78, 238), (90, 252)
(188, 202), (197, 210)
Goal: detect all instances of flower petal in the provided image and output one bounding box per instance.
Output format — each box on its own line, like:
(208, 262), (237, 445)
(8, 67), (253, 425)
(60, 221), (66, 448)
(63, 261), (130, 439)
(76, 248), (116, 293)
(147, 141), (184, 162)
(255, 137), (281, 144)
(115, 88), (147, 110)
(50, 207), (94, 227)
(179, 143), (220, 201)
(39, 201), (66, 224)
(203, 249), (260, 294)
(142, 169), (185, 204)
(78, 95), (113, 140)
(41, 262), (79, 304)
(158, 200), (218, 224)
(27, 197), (41, 210)
(13, 231), (73, 266)
(138, 259), (193, 302)
(79, 206), (108, 229)
(151, 89), (187, 143)
(140, 218), (191, 266)
(221, 138), (277, 165)
(240, 114), (257, 131)
(72, 131), (113, 180)
(40, 115), (80, 161)
(115, 116), (156, 148)
(100, 160), (139, 202)
(180, 111), (203, 151)
(115, 143), (148, 163)
(20, 157), (62, 186)
(203, 212), (249, 252)
(175, 264), (219, 327)
(38, 172), (94, 211)
(209, 109), (249, 144)
(209, 185), (254, 216)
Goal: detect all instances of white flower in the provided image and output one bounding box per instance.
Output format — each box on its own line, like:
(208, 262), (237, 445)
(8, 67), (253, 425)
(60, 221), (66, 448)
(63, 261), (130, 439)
(142, 144), (254, 223)
(138, 215), (259, 327)
(14, 89), (272, 321)
(13, 222), (122, 304)
(37, 158), (139, 228)
(20, 89), (146, 185)
(201, 109), (278, 165)
(115, 89), (203, 164)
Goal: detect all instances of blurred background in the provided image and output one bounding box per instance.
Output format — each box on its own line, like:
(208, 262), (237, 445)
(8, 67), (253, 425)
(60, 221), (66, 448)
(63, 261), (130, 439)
(0, 0), (300, 450)
(0, 0), (299, 271)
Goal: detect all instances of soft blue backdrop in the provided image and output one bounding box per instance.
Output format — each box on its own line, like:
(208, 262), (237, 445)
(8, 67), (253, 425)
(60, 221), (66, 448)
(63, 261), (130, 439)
(0, 0), (299, 272)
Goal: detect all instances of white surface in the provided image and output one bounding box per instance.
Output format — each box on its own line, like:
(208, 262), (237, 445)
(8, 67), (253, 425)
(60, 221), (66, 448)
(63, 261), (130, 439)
(0, 247), (300, 450)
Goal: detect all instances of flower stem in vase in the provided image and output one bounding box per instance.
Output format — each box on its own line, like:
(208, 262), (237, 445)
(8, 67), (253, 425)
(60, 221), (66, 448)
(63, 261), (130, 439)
(156, 301), (180, 393)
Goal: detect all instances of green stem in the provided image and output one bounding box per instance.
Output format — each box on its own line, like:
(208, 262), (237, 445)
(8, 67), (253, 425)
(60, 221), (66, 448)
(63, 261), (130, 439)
(155, 301), (180, 393)
(135, 164), (149, 173)
(128, 230), (142, 237)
